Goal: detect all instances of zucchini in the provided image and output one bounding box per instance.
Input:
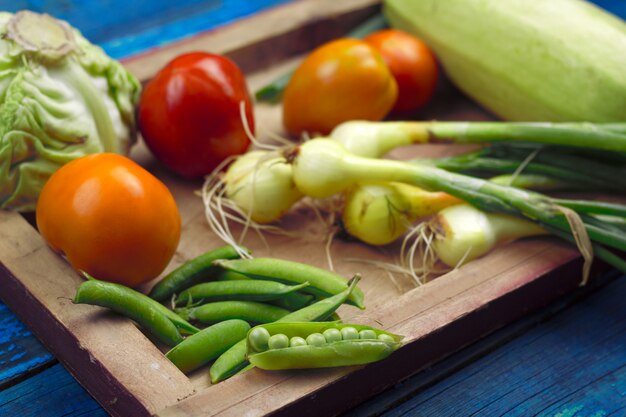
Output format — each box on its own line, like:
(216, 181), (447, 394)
(384, 0), (626, 122)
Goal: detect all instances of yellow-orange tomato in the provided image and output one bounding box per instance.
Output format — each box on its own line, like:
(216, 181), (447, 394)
(364, 30), (438, 113)
(283, 38), (398, 136)
(36, 153), (181, 287)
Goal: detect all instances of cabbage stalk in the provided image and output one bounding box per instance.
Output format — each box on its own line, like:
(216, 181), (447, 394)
(0, 11), (141, 211)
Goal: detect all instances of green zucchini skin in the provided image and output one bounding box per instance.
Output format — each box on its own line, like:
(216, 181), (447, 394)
(384, 0), (626, 122)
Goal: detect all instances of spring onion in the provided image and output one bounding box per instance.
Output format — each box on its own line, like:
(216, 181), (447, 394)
(428, 204), (547, 267)
(422, 144), (626, 192)
(285, 138), (626, 275)
(329, 120), (626, 157)
(202, 150), (303, 253)
(341, 182), (459, 245)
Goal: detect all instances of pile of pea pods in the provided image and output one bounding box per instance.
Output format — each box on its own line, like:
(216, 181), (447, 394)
(73, 245), (403, 383)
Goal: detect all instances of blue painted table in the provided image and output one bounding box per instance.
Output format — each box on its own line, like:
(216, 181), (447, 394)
(1, 1), (625, 416)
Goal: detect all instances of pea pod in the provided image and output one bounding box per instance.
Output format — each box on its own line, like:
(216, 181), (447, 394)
(217, 269), (313, 311)
(209, 275), (361, 383)
(266, 292), (314, 311)
(149, 245), (247, 301)
(178, 301), (290, 324)
(166, 319), (250, 373)
(150, 298), (201, 335)
(175, 280), (310, 306)
(214, 258), (365, 309)
(246, 322), (403, 370)
(74, 280), (183, 347)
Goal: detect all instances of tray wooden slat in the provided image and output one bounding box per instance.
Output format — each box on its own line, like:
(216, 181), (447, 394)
(0, 211), (195, 417)
(156, 240), (584, 417)
(0, 0), (599, 416)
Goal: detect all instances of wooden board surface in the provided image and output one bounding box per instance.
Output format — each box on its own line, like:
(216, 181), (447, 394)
(0, 0), (601, 416)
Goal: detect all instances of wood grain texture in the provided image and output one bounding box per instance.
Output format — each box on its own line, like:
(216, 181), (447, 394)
(156, 240), (589, 417)
(1, 0), (294, 59)
(0, 0), (607, 415)
(372, 275), (626, 417)
(0, 211), (195, 417)
(122, 0), (381, 79)
(0, 363), (108, 417)
(0, 303), (53, 389)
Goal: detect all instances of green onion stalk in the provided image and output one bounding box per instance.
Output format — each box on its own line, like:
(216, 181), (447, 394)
(330, 120), (626, 158)
(340, 173), (569, 248)
(285, 139), (626, 280)
(418, 144), (626, 192)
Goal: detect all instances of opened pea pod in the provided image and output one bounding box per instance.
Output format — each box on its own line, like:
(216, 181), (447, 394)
(246, 322), (403, 370)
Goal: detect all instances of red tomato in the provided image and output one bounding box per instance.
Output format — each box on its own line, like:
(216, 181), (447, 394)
(138, 52), (254, 179)
(364, 30), (438, 113)
(36, 153), (181, 287)
(282, 38), (398, 136)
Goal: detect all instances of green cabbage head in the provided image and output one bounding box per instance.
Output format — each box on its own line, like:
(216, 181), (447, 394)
(0, 11), (141, 211)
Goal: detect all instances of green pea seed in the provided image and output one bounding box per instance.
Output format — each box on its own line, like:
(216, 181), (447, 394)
(210, 276), (362, 383)
(359, 329), (377, 340)
(290, 336), (307, 347)
(378, 333), (395, 343)
(306, 333), (326, 347)
(323, 328), (342, 343)
(249, 327), (271, 352)
(340, 326), (359, 340)
(268, 334), (289, 350)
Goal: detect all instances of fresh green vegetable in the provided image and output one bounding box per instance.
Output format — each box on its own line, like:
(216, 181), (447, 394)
(0, 11), (141, 211)
(149, 299), (201, 335)
(423, 145), (626, 193)
(429, 204), (547, 267)
(218, 150), (303, 224)
(216, 269), (314, 311)
(383, 0), (626, 122)
(209, 275), (361, 383)
(201, 150), (304, 249)
(73, 280), (183, 347)
(246, 322), (403, 370)
(285, 139), (626, 277)
(487, 174), (572, 192)
(214, 258), (365, 309)
(177, 301), (290, 324)
(165, 320), (250, 373)
(175, 280), (310, 306)
(342, 182), (460, 245)
(149, 245), (248, 301)
(330, 121), (626, 157)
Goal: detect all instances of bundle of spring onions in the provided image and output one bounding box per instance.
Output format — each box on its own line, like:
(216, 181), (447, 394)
(203, 120), (626, 283)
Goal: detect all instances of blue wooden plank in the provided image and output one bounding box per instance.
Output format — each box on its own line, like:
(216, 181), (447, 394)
(0, 0), (295, 59)
(0, 0), (622, 60)
(0, 363), (108, 417)
(365, 276), (626, 417)
(0, 303), (53, 389)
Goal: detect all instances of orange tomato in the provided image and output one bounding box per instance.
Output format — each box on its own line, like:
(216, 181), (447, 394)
(282, 38), (398, 136)
(364, 29), (438, 113)
(36, 153), (181, 287)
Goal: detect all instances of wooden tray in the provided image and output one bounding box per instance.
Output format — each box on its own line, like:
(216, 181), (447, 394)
(0, 1), (594, 415)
